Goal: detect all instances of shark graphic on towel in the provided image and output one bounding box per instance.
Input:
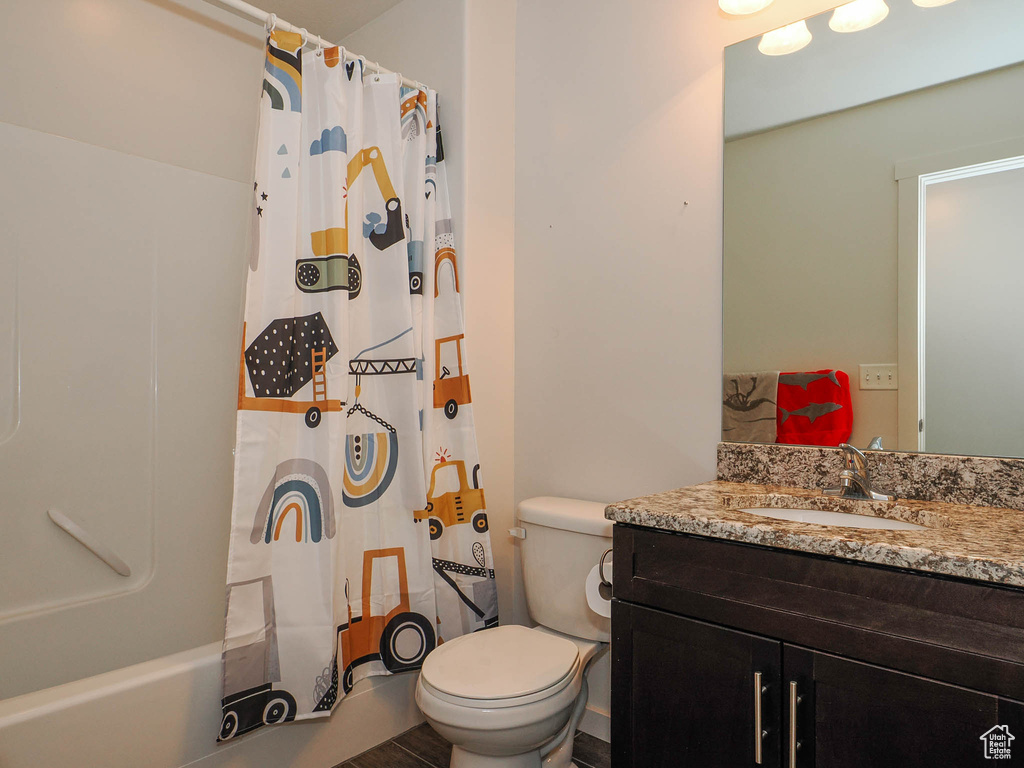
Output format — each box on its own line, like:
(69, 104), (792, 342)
(779, 372), (840, 391)
(779, 402), (843, 424)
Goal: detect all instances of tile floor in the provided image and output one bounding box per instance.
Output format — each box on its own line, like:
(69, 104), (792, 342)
(335, 723), (611, 768)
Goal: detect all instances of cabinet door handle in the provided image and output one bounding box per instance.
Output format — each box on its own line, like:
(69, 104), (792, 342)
(788, 681), (800, 768)
(754, 671), (765, 764)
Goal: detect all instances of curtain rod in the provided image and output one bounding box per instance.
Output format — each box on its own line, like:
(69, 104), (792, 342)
(203, 0), (428, 91)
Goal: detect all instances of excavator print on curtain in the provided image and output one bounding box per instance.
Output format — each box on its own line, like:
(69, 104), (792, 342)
(219, 31), (497, 743)
(411, 91), (498, 640)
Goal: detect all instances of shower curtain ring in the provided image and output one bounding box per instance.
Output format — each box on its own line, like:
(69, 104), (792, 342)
(265, 12), (276, 33)
(299, 28), (309, 47)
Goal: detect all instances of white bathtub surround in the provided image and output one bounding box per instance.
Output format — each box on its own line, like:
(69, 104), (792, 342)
(0, 643), (422, 768)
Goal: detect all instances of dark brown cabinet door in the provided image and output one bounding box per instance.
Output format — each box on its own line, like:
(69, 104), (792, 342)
(785, 645), (1024, 768)
(613, 602), (782, 767)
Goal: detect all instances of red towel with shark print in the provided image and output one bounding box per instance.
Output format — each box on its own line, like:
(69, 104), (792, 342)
(776, 370), (853, 446)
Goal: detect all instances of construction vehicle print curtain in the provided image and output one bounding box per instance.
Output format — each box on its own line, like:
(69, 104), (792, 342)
(218, 31), (497, 742)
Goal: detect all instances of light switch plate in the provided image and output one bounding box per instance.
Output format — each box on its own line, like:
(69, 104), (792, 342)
(859, 364), (898, 390)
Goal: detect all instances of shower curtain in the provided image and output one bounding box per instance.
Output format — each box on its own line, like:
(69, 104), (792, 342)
(218, 30), (498, 742)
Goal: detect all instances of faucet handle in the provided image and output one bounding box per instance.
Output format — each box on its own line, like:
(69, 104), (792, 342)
(839, 443), (869, 474)
(866, 436), (884, 451)
(827, 444), (896, 502)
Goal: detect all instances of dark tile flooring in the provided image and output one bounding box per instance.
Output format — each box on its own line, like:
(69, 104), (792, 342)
(336, 723), (611, 768)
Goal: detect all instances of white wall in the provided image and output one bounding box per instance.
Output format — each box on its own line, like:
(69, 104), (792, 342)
(513, 0), (843, 739)
(514, 0), (844, 737)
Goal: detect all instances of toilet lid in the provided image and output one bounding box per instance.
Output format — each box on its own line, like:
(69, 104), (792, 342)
(421, 625), (580, 701)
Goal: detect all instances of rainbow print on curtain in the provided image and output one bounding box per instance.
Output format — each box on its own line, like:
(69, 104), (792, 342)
(218, 31), (497, 742)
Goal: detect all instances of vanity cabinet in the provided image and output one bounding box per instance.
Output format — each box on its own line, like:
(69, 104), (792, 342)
(622, 604), (782, 766)
(788, 647), (1019, 768)
(611, 526), (1024, 767)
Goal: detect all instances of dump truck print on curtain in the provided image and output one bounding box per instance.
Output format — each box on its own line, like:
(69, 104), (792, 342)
(218, 31), (497, 742)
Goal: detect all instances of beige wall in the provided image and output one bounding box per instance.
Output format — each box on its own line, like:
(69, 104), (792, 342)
(724, 62), (1024, 449)
(513, 0), (842, 740)
(514, 0), (840, 505)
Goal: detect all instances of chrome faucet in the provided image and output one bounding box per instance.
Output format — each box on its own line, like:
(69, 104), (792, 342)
(823, 441), (897, 501)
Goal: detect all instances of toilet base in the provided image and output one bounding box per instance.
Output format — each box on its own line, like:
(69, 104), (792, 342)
(450, 745), (582, 768)
(451, 745), (539, 768)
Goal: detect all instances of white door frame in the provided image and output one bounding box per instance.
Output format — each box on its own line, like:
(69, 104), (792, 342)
(895, 138), (1024, 451)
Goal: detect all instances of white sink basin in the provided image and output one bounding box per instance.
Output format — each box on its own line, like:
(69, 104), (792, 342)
(738, 507), (925, 531)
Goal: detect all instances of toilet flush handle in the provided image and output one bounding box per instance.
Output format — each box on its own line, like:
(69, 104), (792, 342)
(598, 548), (613, 588)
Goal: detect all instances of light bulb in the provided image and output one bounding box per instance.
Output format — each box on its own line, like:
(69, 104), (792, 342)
(758, 20), (812, 56)
(829, 0), (890, 33)
(719, 0), (773, 14)
(912, 0), (957, 6)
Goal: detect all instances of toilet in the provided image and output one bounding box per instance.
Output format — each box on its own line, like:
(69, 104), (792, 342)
(415, 497), (612, 768)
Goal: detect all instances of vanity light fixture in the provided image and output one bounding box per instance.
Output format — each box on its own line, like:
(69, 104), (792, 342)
(912, 0), (958, 6)
(719, 0), (773, 15)
(758, 20), (812, 56)
(829, 0), (890, 33)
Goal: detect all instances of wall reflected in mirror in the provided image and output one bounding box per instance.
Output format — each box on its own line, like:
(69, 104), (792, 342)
(722, 0), (1024, 458)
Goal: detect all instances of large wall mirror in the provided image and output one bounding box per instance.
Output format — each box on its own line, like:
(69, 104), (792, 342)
(722, 0), (1024, 458)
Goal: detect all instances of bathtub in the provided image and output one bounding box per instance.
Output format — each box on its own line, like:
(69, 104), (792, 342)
(0, 642), (423, 768)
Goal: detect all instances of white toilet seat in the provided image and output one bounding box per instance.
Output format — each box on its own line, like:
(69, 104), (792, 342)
(416, 663), (582, 734)
(420, 625), (581, 708)
(418, 657), (581, 710)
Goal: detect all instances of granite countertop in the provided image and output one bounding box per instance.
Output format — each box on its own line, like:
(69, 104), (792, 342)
(605, 481), (1024, 588)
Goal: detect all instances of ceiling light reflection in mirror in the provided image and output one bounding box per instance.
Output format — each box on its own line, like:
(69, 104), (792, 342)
(754, 0), (959, 57)
(758, 20), (812, 56)
(720, 0), (774, 15)
(829, 0), (890, 33)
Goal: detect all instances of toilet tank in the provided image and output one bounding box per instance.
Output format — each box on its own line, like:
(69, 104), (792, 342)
(518, 497), (613, 643)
